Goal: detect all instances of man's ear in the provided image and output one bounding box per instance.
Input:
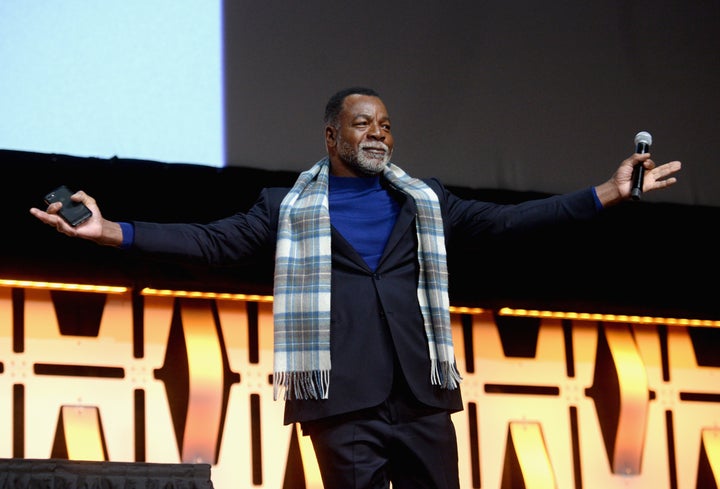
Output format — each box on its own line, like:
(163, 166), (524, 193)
(325, 126), (336, 149)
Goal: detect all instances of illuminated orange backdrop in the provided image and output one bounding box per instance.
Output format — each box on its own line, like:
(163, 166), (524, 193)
(0, 282), (718, 489)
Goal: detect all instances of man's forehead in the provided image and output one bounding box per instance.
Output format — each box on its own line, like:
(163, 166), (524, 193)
(342, 95), (389, 118)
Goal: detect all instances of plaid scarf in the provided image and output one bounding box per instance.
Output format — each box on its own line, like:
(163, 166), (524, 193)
(273, 157), (462, 400)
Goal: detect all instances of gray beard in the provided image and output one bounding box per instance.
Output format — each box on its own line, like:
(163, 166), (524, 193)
(337, 139), (392, 175)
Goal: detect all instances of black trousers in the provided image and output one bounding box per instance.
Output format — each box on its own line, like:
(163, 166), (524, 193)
(300, 373), (461, 489)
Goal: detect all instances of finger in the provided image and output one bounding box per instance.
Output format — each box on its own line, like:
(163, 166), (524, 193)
(73, 190), (89, 202)
(651, 161), (682, 179)
(650, 176), (678, 190)
(46, 201), (63, 213)
(29, 208), (59, 226)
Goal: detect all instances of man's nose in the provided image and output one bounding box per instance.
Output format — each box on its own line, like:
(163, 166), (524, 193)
(368, 122), (384, 140)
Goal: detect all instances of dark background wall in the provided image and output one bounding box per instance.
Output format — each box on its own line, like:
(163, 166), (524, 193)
(223, 0), (720, 208)
(4, 149), (717, 321)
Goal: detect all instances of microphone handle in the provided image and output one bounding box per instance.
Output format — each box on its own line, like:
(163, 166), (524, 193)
(631, 141), (651, 201)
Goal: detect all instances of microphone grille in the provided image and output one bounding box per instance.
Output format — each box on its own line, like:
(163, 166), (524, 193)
(634, 131), (652, 146)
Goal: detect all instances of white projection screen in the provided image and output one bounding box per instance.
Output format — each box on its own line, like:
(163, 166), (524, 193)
(0, 1), (224, 167)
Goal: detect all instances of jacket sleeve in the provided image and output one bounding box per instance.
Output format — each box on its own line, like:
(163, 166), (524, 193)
(424, 178), (601, 241)
(130, 187), (285, 267)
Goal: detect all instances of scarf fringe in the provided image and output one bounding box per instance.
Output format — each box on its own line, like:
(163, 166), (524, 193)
(273, 370), (331, 401)
(431, 360), (463, 390)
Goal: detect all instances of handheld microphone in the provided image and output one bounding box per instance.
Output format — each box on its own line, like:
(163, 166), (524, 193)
(631, 131), (652, 200)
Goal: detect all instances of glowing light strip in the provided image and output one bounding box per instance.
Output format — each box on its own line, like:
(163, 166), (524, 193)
(140, 287), (274, 302)
(0, 278), (127, 294)
(449, 306), (486, 314)
(1, 278), (716, 327)
(498, 307), (720, 328)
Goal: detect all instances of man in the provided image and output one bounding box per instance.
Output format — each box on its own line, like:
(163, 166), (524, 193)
(31, 87), (681, 489)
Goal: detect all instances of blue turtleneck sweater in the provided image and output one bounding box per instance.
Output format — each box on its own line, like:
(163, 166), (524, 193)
(328, 174), (400, 271)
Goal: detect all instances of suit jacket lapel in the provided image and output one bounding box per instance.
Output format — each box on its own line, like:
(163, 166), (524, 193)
(330, 226), (369, 270)
(377, 192), (416, 269)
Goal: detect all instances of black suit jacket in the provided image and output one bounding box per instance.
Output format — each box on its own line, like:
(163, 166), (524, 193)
(131, 176), (599, 424)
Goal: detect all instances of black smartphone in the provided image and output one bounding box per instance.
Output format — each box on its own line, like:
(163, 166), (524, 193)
(43, 185), (93, 227)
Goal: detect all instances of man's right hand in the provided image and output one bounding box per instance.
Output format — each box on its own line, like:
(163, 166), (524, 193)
(30, 190), (124, 247)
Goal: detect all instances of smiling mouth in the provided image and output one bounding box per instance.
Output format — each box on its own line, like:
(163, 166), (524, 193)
(362, 146), (386, 156)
